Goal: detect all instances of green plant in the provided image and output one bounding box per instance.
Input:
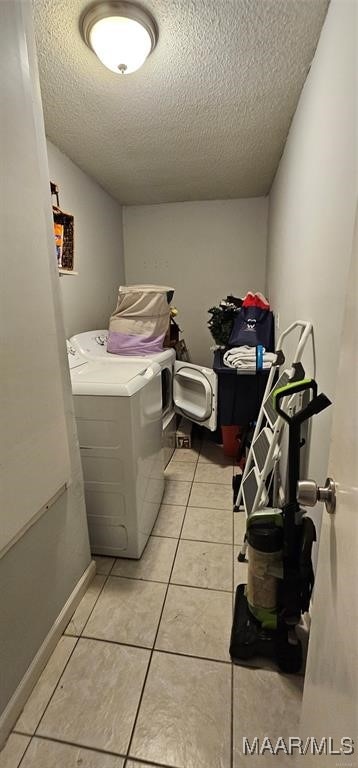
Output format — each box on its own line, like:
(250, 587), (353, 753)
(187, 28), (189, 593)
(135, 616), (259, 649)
(208, 303), (240, 346)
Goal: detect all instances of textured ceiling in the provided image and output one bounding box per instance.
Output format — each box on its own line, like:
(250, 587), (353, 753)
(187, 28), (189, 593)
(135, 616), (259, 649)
(33, 0), (329, 204)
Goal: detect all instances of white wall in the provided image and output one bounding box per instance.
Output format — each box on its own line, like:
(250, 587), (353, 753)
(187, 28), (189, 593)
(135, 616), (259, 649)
(267, 0), (357, 504)
(0, 0), (90, 727)
(123, 199), (268, 366)
(46, 141), (124, 338)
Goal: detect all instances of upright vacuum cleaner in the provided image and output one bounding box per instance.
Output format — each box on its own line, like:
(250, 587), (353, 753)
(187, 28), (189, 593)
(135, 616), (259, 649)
(230, 368), (331, 673)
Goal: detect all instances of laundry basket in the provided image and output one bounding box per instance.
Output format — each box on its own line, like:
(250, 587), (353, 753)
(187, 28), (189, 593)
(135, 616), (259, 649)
(108, 284), (174, 355)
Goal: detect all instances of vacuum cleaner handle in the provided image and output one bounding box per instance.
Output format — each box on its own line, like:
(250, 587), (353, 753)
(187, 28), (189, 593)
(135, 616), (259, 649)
(297, 392), (332, 421)
(272, 379), (318, 424)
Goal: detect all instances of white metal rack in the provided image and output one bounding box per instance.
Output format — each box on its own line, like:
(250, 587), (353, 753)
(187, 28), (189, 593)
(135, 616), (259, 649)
(234, 321), (314, 558)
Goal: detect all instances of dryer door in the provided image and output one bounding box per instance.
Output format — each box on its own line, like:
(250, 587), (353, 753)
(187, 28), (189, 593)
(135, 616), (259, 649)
(173, 361), (217, 431)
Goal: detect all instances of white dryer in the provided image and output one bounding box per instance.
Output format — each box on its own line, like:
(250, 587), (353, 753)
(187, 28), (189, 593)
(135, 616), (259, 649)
(70, 331), (177, 466)
(69, 329), (218, 448)
(172, 360), (217, 432)
(67, 344), (164, 558)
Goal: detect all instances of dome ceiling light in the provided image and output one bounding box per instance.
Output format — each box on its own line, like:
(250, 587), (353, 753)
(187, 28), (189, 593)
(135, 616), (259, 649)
(81, 1), (158, 74)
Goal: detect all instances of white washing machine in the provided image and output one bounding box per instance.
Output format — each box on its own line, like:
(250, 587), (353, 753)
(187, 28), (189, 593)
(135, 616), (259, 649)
(70, 330), (177, 466)
(67, 345), (164, 558)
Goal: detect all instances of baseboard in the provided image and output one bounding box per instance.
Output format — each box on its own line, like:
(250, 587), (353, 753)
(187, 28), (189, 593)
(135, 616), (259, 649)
(0, 559), (96, 749)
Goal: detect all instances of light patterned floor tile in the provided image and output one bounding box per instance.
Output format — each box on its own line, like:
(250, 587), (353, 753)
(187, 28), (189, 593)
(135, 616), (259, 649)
(15, 636), (77, 734)
(152, 504), (186, 538)
(0, 734), (30, 768)
(112, 537), (177, 583)
(181, 507), (233, 544)
(19, 738), (124, 768)
(126, 762), (162, 768)
(84, 577), (166, 648)
(234, 510), (247, 546)
(156, 584), (232, 661)
(165, 462), (196, 481)
(233, 666), (303, 767)
(94, 556), (115, 575)
(65, 575), (107, 636)
(198, 442), (233, 466)
(188, 482), (233, 510)
(171, 539), (233, 591)
(171, 448), (200, 463)
(194, 463), (234, 485)
(3, 442), (308, 768)
(130, 651), (231, 768)
(37, 639), (150, 755)
(234, 550), (248, 587)
(162, 480), (192, 506)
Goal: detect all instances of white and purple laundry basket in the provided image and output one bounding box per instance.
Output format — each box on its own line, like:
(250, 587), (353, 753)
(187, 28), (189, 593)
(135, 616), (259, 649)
(107, 284), (174, 356)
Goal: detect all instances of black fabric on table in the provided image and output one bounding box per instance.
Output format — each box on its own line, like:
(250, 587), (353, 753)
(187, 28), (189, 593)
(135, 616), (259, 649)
(213, 351), (270, 426)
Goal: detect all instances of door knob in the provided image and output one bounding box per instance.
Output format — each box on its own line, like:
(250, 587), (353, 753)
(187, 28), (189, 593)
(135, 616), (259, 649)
(297, 477), (336, 514)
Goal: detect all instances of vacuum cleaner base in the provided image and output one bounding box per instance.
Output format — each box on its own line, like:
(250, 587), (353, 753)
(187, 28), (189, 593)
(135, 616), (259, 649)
(230, 584), (302, 674)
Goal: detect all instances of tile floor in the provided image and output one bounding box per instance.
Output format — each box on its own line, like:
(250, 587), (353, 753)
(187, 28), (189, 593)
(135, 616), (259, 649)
(2, 440), (303, 768)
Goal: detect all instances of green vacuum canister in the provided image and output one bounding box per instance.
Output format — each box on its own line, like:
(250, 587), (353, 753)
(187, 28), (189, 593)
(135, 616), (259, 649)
(246, 510), (283, 630)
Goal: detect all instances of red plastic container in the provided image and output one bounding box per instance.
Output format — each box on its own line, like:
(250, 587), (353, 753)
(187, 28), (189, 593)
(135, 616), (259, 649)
(222, 425), (241, 457)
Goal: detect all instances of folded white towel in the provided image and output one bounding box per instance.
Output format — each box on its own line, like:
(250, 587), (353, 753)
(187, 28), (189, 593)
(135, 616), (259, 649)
(228, 345), (256, 359)
(223, 346), (276, 371)
(224, 358), (272, 371)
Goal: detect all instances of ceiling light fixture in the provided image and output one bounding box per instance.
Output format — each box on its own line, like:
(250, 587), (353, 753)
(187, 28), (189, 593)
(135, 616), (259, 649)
(81, 1), (158, 75)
